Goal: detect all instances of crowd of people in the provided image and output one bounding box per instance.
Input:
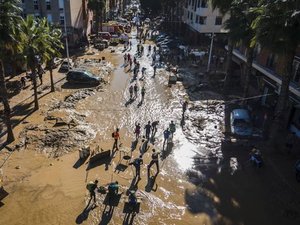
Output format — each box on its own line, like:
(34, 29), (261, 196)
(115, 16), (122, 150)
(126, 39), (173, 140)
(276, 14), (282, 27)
(85, 20), (189, 212)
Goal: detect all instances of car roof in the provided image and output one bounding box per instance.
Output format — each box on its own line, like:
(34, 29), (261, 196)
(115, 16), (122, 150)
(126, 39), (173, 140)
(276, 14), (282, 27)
(232, 109), (250, 120)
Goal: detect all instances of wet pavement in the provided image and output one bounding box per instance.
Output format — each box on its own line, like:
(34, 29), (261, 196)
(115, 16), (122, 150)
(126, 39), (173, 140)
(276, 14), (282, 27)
(1, 28), (300, 225)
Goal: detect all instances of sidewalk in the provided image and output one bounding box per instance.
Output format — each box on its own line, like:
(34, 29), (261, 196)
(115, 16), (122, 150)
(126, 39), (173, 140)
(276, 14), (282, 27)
(0, 67), (66, 146)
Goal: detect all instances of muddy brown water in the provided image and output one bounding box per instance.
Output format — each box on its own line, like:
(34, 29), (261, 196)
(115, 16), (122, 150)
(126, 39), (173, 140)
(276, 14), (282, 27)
(0, 39), (216, 225)
(2, 29), (299, 225)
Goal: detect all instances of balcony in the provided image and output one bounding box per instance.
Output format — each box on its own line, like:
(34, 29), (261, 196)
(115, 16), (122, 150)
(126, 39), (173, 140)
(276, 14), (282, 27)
(231, 48), (300, 98)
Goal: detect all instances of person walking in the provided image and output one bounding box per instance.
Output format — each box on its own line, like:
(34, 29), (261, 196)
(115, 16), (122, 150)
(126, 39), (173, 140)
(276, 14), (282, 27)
(153, 64), (157, 77)
(129, 58), (133, 69)
(134, 83), (138, 98)
(112, 128), (120, 151)
(148, 45), (151, 54)
(141, 67), (146, 77)
(124, 53), (127, 64)
(144, 121), (151, 139)
(147, 149), (160, 175)
(127, 53), (131, 62)
(38, 64), (44, 85)
(21, 77), (26, 88)
(129, 85), (133, 99)
(163, 128), (171, 148)
(134, 122), (141, 139)
(141, 45), (144, 55)
(86, 179), (98, 204)
(141, 86), (146, 102)
(169, 121), (176, 138)
(151, 121), (159, 136)
(130, 155), (143, 179)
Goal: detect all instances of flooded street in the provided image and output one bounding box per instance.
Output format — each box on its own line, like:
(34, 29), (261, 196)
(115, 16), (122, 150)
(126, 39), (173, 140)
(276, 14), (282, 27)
(1, 27), (299, 225)
(0, 28), (225, 225)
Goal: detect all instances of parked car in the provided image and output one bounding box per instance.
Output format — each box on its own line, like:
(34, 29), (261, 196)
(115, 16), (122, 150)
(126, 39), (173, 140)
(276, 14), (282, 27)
(110, 34), (119, 45)
(94, 43), (105, 51)
(98, 32), (111, 41)
(100, 39), (109, 48)
(66, 70), (101, 85)
(45, 57), (62, 69)
(58, 59), (74, 73)
(230, 109), (253, 136)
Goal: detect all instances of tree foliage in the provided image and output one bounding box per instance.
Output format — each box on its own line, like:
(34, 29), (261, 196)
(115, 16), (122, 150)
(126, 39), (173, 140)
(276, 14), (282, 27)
(0, 0), (23, 143)
(88, 0), (105, 34)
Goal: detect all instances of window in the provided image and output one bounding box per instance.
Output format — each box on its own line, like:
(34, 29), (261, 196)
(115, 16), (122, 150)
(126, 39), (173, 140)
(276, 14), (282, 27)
(47, 14), (52, 23)
(60, 14), (65, 25)
(46, 0), (51, 10)
(59, 0), (64, 10)
(33, 0), (38, 10)
(196, 15), (199, 23)
(189, 0), (192, 6)
(215, 16), (222, 25)
(34, 13), (40, 19)
(201, 0), (208, 8)
(187, 11), (190, 19)
(199, 16), (207, 24)
(190, 12), (193, 21)
(197, 0), (201, 8)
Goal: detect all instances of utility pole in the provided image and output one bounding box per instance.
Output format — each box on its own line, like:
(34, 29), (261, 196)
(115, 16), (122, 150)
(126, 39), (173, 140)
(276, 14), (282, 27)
(207, 32), (214, 73)
(64, 0), (70, 71)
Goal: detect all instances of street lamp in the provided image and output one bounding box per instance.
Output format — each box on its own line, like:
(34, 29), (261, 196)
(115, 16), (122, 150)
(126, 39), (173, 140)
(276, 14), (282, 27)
(63, 0), (70, 71)
(207, 32), (215, 73)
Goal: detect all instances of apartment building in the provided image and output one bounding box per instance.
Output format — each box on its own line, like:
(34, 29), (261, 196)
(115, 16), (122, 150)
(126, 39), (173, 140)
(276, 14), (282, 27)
(182, 0), (228, 44)
(20, 0), (91, 45)
(232, 46), (300, 136)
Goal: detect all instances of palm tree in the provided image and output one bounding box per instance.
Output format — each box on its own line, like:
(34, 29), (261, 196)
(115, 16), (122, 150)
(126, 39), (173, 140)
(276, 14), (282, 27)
(252, 0), (300, 140)
(0, 0), (23, 143)
(211, 0), (258, 97)
(210, 0), (235, 92)
(46, 25), (64, 92)
(21, 16), (55, 110)
(88, 0), (105, 35)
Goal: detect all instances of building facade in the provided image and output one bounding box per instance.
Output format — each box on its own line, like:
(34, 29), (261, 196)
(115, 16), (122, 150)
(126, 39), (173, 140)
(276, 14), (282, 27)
(232, 45), (300, 136)
(181, 0), (229, 44)
(20, 0), (91, 46)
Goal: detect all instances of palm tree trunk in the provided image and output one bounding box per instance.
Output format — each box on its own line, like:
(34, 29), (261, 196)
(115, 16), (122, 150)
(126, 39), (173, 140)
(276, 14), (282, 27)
(31, 67), (39, 110)
(95, 12), (100, 35)
(223, 38), (234, 92)
(82, 0), (86, 36)
(100, 9), (103, 32)
(269, 51), (295, 141)
(0, 59), (15, 143)
(50, 67), (54, 92)
(243, 46), (254, 97)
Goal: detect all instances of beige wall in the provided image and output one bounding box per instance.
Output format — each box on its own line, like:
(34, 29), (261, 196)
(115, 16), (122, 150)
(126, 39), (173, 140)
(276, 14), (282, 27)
(69, 0), (84, 28)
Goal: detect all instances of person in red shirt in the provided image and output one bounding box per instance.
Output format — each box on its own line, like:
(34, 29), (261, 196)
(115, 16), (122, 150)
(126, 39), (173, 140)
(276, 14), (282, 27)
(112, 128), (120, 150)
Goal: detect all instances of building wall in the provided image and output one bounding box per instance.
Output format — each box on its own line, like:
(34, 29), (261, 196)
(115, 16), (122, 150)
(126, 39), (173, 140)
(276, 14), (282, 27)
(69, 0), (83, 28)
(182, 0), (229, 34)
(21, 0), (85, 29)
